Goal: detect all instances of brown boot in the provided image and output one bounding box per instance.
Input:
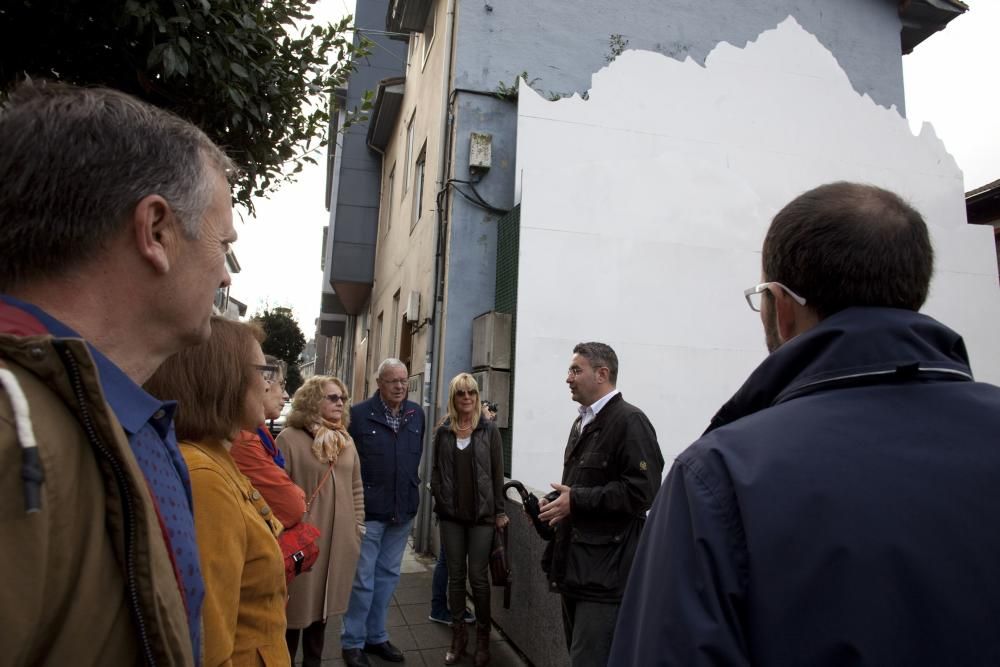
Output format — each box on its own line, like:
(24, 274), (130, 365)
(473, 623), (491, 667)
(444, 621), (467, 665)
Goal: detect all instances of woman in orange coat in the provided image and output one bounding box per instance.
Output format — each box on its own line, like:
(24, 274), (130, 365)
(146, 318), (289, 667)
(231, 356), (306, 529)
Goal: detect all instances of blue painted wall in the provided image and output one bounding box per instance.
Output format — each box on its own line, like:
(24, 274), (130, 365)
(437, 0), (905, 406)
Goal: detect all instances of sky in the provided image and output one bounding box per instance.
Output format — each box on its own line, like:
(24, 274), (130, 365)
(903, 1), (1000, 191)
(230, 1), (999, 338)
(228, 0), (356, 334)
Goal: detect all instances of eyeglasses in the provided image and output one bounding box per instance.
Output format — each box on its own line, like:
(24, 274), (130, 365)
(567, 365), (606, 378)
(380, 378), (408, 386)
(455, 389), (478, 398)
(267, 379), (286, 390)
(252, 364), (279, 383)
(743, 282), (807, 312)
(326, 393), (347, 403)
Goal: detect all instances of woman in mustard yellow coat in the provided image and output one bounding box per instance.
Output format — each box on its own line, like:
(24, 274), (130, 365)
(146, 318), (289, 667)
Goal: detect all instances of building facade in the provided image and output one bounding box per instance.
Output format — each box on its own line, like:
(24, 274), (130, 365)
(319, 2), (965, 661)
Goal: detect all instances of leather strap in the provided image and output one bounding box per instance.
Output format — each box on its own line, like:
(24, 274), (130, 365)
(305, 463), (335, 514)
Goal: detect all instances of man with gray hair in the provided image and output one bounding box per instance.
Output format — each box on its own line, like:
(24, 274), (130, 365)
(0, 81), (236, 665)
(342, 358), (425, 666)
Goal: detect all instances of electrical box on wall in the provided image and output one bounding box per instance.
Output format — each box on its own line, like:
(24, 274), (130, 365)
(472, 369), (510, 428)
(472, 311), (512, 370)
(405, 291), (420, 323)
(469, 132), (492, 171)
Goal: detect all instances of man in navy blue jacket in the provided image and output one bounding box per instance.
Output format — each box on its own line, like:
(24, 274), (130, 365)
(610, 182), (1000, 666)
(341, 358), (425, 667)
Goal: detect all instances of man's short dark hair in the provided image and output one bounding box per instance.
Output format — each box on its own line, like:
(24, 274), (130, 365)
(573, 342), (619, 384)
(762, 182), (934, 319)
(0, 81), (234, 290)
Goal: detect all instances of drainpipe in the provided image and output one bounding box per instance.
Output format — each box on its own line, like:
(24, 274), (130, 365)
(415, 0), (457, 554)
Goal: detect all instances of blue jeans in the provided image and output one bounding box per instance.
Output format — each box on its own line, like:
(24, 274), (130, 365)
(431, 541), (449, 618)
(341, 519), (413, 649)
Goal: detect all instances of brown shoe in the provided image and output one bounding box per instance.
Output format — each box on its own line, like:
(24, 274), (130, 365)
(444, 621), (467, 665)
(473, 623), (491, 667)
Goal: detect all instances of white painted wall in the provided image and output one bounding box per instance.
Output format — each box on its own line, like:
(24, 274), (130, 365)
(511, 17), (1000, 493)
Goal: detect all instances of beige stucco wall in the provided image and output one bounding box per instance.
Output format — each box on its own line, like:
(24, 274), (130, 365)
(365, 2), (450, 393)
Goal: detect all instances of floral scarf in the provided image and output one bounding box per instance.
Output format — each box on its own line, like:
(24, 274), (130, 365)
(312, 417), (350, 465)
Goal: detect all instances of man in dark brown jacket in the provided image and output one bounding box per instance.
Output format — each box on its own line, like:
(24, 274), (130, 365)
(538, 342), (664, 667)
(0, 82), (236, 665)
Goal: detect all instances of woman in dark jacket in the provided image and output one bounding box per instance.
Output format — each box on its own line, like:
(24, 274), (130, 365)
(431, 373), (508, 666)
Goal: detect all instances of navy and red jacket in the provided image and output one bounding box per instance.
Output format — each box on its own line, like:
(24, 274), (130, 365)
(348, 393), (425, 523)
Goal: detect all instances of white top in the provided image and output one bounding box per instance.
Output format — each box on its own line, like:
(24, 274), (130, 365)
(456, 436), (471, 451)
(579, 389), (620, 430)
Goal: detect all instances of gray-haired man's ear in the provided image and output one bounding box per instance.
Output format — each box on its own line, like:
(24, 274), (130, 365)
(133, 194), (176, 275)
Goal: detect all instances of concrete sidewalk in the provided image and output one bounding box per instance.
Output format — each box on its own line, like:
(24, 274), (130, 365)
(296, 542), (531, 666)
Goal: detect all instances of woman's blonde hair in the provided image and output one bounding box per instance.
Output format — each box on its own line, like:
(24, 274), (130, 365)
(446, 372), (481, 434)
(288, 375), (351, 430)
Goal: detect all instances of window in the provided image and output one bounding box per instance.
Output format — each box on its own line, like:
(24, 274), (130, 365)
(422, 5), (435, 67)
(380, 163), (395, 238)
(389, 290), (400, 355)
(412, 143), (426, 230)
(403, 111), (415, 192)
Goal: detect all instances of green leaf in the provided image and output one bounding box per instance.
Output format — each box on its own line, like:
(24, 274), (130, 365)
(1, 0), (371, 213)
(230, 62), (249, 79)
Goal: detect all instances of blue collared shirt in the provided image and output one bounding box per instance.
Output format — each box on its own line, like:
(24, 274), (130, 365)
(0, 296), (204, 664)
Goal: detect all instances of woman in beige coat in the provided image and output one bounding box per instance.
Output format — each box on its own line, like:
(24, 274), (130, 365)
(277, 375), (364, 667)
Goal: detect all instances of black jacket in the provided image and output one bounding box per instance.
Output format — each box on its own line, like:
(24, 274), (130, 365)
(543, 393), (664, 602)
(610, 307), (1000, 666)
(348, 393), (425, 523)
(430, 419), (505, 523)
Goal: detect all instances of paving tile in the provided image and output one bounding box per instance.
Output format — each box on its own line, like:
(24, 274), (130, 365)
(385, 605), (406, 629)
(409, 620), (454, 650)
(394, 583), (432, 605)
(394, 570), (434, 590)
(398, 601), (433, 626)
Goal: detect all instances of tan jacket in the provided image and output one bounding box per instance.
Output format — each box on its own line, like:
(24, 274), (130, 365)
(180, 439), (289, 667)
(0, 334), (194, 666)
(277, 426), (364, 627)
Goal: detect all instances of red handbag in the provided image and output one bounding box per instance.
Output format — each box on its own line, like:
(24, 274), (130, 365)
(280, 462), (334, 585)
(279, 520), (320, 585)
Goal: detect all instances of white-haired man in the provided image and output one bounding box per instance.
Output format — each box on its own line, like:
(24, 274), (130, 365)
(341, 359), (425, 666)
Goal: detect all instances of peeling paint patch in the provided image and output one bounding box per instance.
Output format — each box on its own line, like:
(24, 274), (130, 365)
(509, 17), (1000, 492)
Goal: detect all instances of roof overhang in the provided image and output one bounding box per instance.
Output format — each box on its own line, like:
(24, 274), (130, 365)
(366, 77), (407, 152)
(899, 0), (968, 54)
(966, 178), (1000, 227)
(386, 0), (433, 34)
